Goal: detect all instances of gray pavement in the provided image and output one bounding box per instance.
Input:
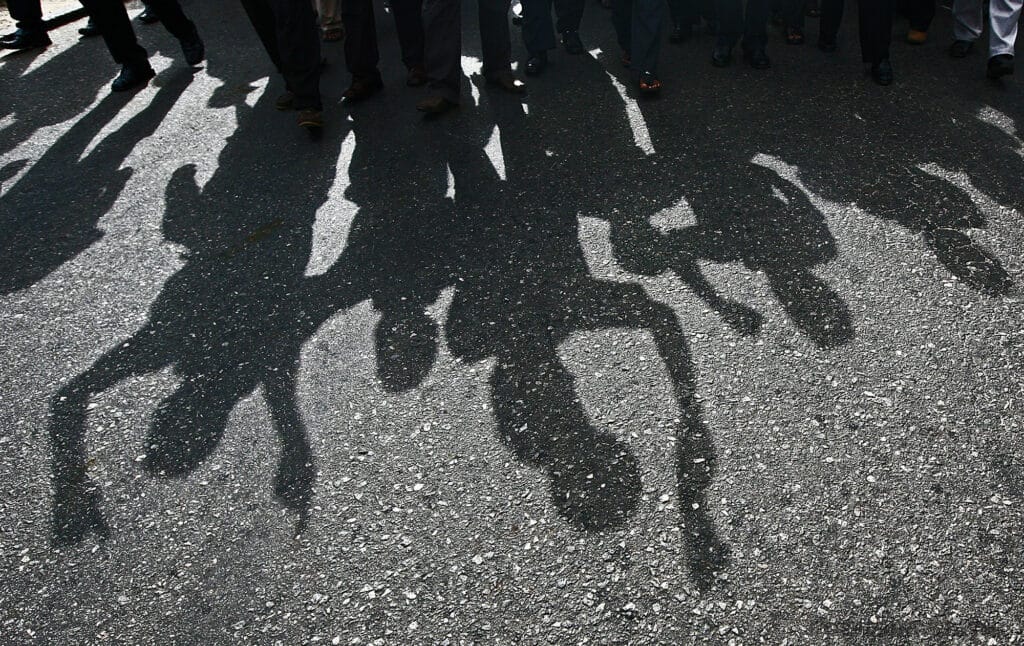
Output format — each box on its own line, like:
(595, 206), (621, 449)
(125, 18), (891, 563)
(1, 1), (1023, 643)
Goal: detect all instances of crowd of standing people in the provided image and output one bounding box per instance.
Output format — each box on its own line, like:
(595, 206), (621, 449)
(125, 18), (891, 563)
(1, 0), (1020, 128)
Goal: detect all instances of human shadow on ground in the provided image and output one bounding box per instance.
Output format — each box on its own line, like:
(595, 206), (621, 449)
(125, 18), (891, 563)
(44, 5), (1021, 595)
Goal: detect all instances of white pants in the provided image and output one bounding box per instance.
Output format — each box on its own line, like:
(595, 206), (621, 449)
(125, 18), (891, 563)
(953, 0), (1023, 57)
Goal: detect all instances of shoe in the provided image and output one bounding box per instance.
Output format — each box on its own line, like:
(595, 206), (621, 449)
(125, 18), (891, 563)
(275, 91), (296, 111)
(870, 58), (893, 85)
(561, 30), (584, 54)
(416, 95), (458, 114)
(486, 70), (526, 94)
(297, 109), (323, 129)
(78, 19), (101, 38)
(948, 39), (973, 58)
(138, 7), (160, 24)
(406, 65), (428, 87)
(669, 23), (692, 43)
(817, 37), (837, 53)
(179, 29), (205, 66)
(111, 63), (156, 92)
(906, 29), (927, 45)
(638, 71), (662, 94)
(342, 76), (383, 102)
(0, 28), (51, 50)
(987, 54), (1014, 79)
(712, 42), (733, 67)
(743, 47), (771, 69)
(525, 52), (547, 76)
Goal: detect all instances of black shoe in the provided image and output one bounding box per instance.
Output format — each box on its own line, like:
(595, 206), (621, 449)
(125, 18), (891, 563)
(138, 7), (161, 24)
(669, 23), (692, 43)
(987, 54), (1014, 79)
(179, 29), (205, 66)
(948, 39), (973, 58)
(743, 47), (771, 69)
(416, 95), (458, 114)
(78, 19), (101, 38)
(817, 37), (837, 53)
(525, 52), (548, 76)
(0, 28), (51, 50)
(111, 63), (156, 92)
(870, 58), (893, 85)
(712, 42), (733, 67)
(275, 91), (296, 111)
(342, 76), (383, 102)
(298, 109), (323, 130)
(485, 70), (527, 94)
(561, 30), (584, 55)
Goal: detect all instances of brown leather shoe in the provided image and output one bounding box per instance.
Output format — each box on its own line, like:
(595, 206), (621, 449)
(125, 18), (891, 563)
(342, 77), (383, 102)
(416, 95), (458, 114)
(406, 65), (428, 87)
(485, 70), (526, 94)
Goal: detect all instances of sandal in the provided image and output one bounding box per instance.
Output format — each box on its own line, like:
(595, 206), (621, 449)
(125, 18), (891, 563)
(322, 27), (343, 42)
(638, 72), (662, 94)
(785, 27), (805, 45)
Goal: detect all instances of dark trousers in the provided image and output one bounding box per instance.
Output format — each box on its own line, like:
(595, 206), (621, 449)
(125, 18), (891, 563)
(239, 0), (322, 110)
(342, 0), (425, 80)
(715, 0), (769, 47)
(7, 0), (43, 31)
(820, 0), (891, 62)
(900, 0), (934, 30)
(669, 0), (715, 27)
(611, 0), (666, 73)
(422, 0), (512, 103)
(79, 0), (196, 66)
(522, 0), (585, 53)
(779, 0), (804, 28)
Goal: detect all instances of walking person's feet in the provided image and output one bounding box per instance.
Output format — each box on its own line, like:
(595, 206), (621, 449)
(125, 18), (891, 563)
(712, 41), (733, 67)
(743, 46), (771, 69)
(561, 30), (584, 54)
(298, 109), (323, 130)
(179, 28), (205, 66)
(0, 27), (51, 50)
(987, 54), (1014, 79)
(406, 65), (428, 86)
(526, 51), (548, 76)
(486, 70), (526, 94)
(78, 18), (101, 37)
(111, 62), (156, 92)
(870, 58), (893, 85)
(342, 76), (383, 102)
(949, 39), (973, 57)
(416, 95), (458, 114)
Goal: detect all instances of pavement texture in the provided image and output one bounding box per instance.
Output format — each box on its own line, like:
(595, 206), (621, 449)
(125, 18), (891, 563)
(1, 1), (1023, 644)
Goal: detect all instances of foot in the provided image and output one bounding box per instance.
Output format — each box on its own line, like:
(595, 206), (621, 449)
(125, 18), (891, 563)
(638, 71), (662, 94)
(485, 70), (526, 94)
(525, 52), (548, 76)
(987, 54), (1014, 79)
(669, 23), (692, 43)
(416, 95), (458, 114)
(906, 29), (927, 45)
(78, 19), (101, 37)
(406, 64), (428, 87)
(948, 39), (973, 58)
(817, 37), (837, 53)
(870, 58), (893, 85)
(137, 7), (161, 24)
(0, 28), (51, 50)
(111, 62), (156, 92)
(561, 30), (584, 54)
(275, 91), (296, 111)
(297, 109), (323, 129)
(179, 29), (205, 66)
(785, 26), (805, 45)
(743, 47), (771, 69)
(712, 42), (733, 67)
(342, 76), (383, 102)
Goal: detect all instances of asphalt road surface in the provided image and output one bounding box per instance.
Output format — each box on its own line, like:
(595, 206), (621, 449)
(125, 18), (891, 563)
(1, 1), (1023, 643)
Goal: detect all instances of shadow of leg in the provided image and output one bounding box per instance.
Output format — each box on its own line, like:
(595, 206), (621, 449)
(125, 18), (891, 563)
(924, 228), (1015, 296)
(264, 359), (315, 536)
(767, 266), (854, 348)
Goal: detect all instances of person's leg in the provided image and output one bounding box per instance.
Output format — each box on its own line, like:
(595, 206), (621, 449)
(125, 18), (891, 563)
(611, 0), (633, 55)
(782, 0), (805, 32)
(905, 0), (935, 31)
(857, 0), (891, 63)
(742, 0), (770, 50)
(318, 0), (344, 34)
(479, 0), (513, 77)
(239, 0), (284, 71)
(341, 0), (382, 81)
(138, 0), (199, 41)
(422, 0), (462, 103)
(554, 0), (586, 34)
(630, 0), (665, 72)
(988, 0), (1023, 57)
(714, 0), (743, 46)
(390, 0), (426, 68)
(79, 0), (149, 66)
(818, 0), (843, 44)
(7, 0), (44, 32)
(522, 0), (558, 54)
(268, 0), (322, 109)
(952, 0), (983, 42)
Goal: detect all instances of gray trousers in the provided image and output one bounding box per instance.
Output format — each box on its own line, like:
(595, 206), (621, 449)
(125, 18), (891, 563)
(953, 0), (1022, 57)
(423, 0), (513, 102)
